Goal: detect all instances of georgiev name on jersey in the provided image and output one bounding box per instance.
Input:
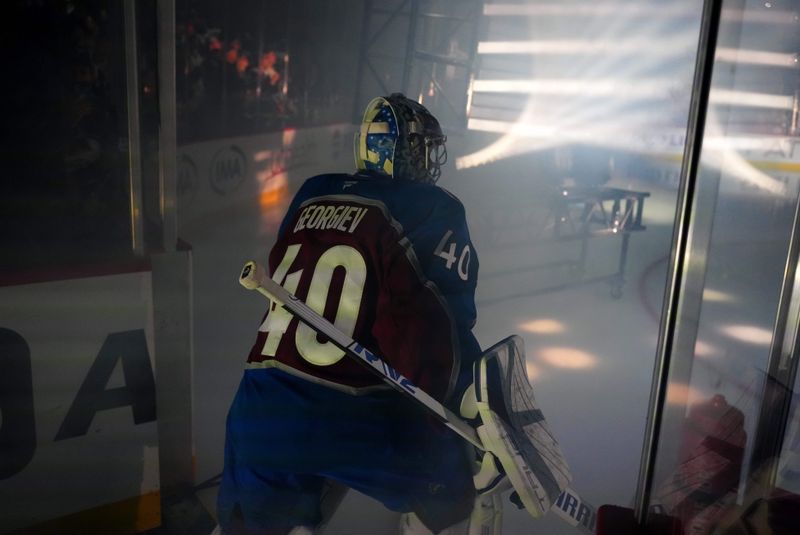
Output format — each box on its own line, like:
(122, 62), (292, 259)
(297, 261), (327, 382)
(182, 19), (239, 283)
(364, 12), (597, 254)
(293, 203), (369, 235)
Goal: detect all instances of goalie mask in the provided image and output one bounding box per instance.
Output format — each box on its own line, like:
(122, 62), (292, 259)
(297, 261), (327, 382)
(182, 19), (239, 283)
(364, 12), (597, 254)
(354, 93), (447, 184)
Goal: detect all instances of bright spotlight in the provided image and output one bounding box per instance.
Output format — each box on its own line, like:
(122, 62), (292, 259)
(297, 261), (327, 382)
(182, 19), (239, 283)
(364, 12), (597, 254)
(694, 340), (720, 358)
(519, 319), (566, 334)
(702, 288), (736, 303)
(666, 382), (705, 406)
(538, 347), (597, 369)
(719, 324), (774, 346)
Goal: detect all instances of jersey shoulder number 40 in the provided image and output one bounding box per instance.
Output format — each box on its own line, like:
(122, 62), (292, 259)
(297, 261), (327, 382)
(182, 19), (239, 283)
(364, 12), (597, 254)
(434, 230), (471, 281)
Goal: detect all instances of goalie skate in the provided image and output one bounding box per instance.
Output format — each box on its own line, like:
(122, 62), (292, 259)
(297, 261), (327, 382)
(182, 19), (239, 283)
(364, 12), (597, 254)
(474, 336), (572, 517)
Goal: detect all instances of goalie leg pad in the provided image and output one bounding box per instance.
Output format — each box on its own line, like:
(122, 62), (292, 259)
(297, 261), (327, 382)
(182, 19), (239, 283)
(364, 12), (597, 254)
(474, 336), (572, 518)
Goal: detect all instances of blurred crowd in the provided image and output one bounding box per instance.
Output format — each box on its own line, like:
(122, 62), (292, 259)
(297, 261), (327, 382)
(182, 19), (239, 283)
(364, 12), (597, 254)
(175, 1), (351, 143)
(176, 6), (296, 142)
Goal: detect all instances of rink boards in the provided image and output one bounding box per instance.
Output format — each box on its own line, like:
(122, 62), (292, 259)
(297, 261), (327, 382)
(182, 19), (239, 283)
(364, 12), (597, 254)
(0, 268), (159, 533)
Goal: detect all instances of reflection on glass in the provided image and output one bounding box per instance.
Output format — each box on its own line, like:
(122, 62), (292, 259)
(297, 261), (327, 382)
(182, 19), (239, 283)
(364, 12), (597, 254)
(702, 288), (737, 303)
(646, 0), (800, 533)
(462, 3), (704, 530)
(656, 394), (747, 532)
(719, 324), (775, 346)
(694, 340), (722, 359)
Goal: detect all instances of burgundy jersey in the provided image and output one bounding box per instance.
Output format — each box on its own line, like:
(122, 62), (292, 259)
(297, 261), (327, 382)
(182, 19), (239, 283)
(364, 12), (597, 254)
(246, 172), (480, 404)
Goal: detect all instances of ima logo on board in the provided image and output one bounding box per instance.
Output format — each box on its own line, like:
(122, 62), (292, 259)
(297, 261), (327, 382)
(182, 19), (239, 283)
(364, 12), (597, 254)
(210, 145), (247, 195)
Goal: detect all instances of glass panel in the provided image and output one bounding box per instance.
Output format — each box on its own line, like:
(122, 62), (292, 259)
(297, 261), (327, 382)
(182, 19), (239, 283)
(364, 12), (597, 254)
(459, 1), (702, 532)
(646, 0), (800, 533)
(2, 1), (135, 273)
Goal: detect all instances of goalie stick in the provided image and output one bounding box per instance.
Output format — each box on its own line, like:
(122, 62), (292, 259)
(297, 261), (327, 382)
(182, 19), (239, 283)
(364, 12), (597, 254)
(239, 260), (596, 531)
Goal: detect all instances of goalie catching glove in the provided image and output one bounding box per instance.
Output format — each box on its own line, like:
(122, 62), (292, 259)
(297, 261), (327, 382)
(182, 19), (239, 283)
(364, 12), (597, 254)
(460, 336), (572, 518)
